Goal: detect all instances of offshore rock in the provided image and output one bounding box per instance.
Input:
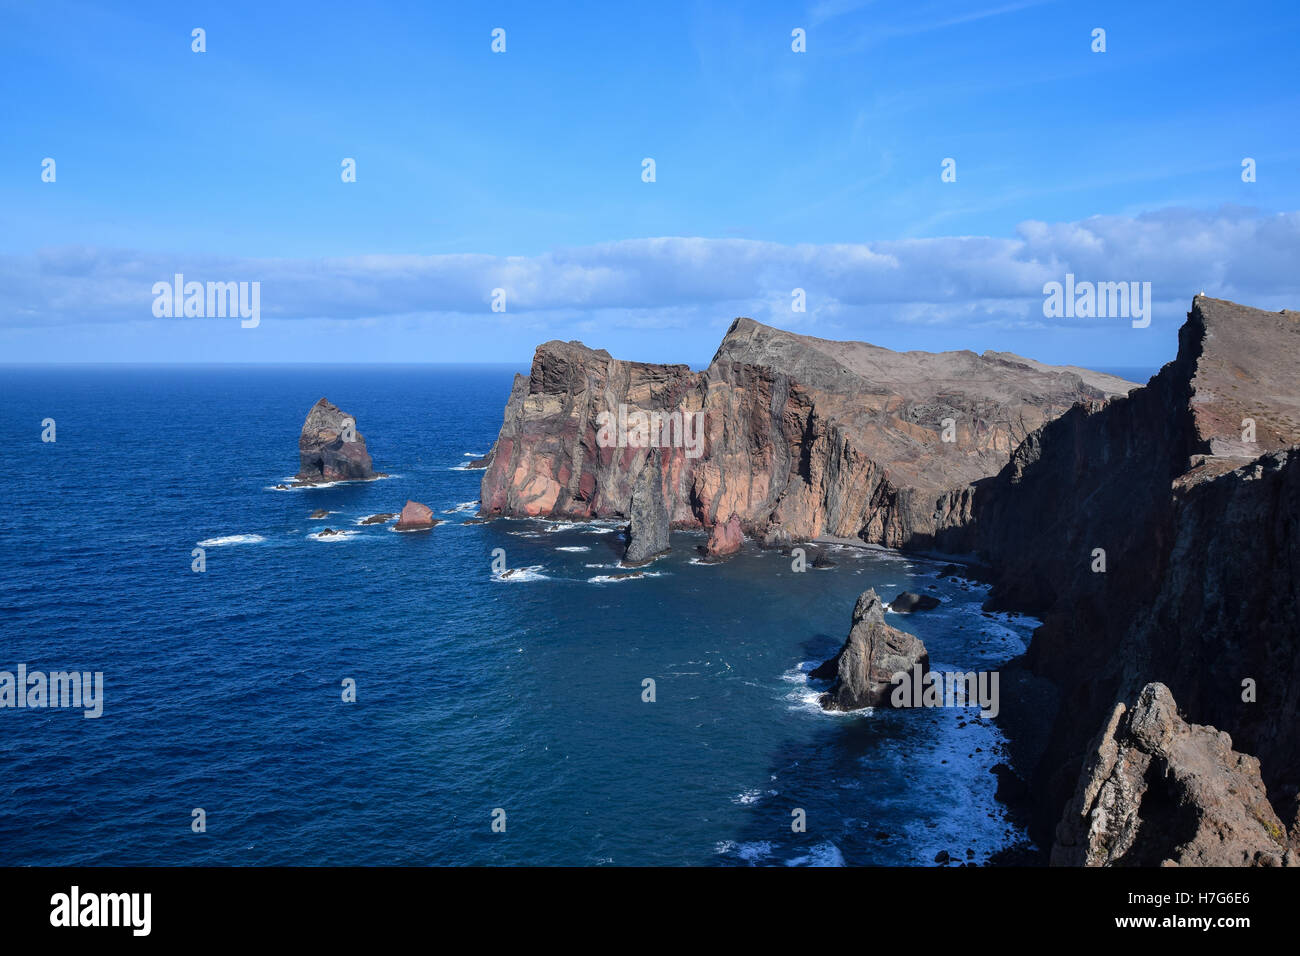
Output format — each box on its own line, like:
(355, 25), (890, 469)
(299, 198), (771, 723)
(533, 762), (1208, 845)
(394, 500), (439, 531)
(624, 452), (671, 566)
(811, 589), (929, 712)
(295, 398), (382, 484)
(704, 513), (744, 557)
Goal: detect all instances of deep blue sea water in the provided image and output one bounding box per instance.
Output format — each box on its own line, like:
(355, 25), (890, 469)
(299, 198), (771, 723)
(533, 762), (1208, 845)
(0, 366), (1043, 866)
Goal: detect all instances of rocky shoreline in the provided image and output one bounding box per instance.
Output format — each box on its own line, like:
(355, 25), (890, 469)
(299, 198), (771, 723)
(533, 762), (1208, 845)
(476, 294), (1300, 866)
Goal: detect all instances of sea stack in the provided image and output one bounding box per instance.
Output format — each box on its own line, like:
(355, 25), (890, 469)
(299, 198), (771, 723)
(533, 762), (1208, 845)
(811, 589), (929, 712)
(394, 500), (439, 531)
(704, 514), (744, 557)
(296, 398), (382, 484)
(624, 452), (670, 565)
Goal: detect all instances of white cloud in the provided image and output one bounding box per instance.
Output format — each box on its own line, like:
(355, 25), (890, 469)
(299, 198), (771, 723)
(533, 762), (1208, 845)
(4, 206), (1297, 330)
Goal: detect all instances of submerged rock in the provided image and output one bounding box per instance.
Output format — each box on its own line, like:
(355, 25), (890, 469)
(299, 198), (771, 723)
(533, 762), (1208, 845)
(295, 398), (383, 484)
(394, 500), (440, 531)
(891, 591), (941, 612)
(309, 509), (330, 519)
(624, 452), (670, 566)
(360, 513), (397, 525)
(1051, 683), (1291, 867)
(811, 589), (929, 712)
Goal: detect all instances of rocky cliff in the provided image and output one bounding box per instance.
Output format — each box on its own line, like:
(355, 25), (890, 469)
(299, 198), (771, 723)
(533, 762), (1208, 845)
(479, 318), (1134, 548)
(970, 296), (1300, 863)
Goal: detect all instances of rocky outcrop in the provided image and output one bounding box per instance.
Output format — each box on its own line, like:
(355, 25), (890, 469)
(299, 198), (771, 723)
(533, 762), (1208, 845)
(295, 398), (382, 484)
(624, 452), (670, 565)
(810, 589), (929, 712)
(1051, 683), (1291, 867)
(394, 500), (439, 531)
(891, 591), (940, 612)
(971, 296), (1300, 861)
(478, 320), (1135, 548)
(704, 514), (744, 557)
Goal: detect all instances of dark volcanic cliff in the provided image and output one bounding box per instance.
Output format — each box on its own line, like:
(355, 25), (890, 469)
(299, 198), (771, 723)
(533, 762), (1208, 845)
(971, 296), (1300, 861)
(479, 318), (1134, 548)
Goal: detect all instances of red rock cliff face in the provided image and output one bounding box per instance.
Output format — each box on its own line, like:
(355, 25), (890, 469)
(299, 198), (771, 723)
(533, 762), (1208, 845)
(479, 318), (1134, 547)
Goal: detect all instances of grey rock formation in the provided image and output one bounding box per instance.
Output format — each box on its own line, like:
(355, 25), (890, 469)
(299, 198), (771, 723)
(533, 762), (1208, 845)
(1052, 683), (1290, 867)
(296, 398), (381, 484)
(624, 452), (670, 566)
(810, 589), (929, 712)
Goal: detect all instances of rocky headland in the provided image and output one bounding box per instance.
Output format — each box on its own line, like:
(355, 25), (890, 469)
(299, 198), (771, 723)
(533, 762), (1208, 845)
(478, 295), (1300, 866)
(969, 296), (1300, 864)
(478, 318), (1134, 550)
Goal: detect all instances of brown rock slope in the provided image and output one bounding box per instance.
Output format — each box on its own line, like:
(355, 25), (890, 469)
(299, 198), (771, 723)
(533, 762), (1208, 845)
(479, 318), (1134, 547)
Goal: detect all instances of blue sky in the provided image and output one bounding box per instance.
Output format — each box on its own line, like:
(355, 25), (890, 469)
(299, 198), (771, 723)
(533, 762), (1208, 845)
(2, 0), (1298, 367)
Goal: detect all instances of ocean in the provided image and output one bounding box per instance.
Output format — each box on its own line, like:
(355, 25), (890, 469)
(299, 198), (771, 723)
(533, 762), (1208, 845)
(0, 365), (1044, 866)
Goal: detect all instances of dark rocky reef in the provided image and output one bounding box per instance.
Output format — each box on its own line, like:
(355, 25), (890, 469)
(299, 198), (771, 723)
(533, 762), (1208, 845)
(478, 320), (1134, 548)
(810, 589), (929, 712)
(295, 398), (383, 484)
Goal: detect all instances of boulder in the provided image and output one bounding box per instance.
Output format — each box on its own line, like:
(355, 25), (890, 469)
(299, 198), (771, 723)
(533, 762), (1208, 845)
(891, 591), (941, 612)
(1051, 683), (1291, 867)
(704, 513), (744, 557)
(394, 500), (440, 531)
(811, 589), (930, 712)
